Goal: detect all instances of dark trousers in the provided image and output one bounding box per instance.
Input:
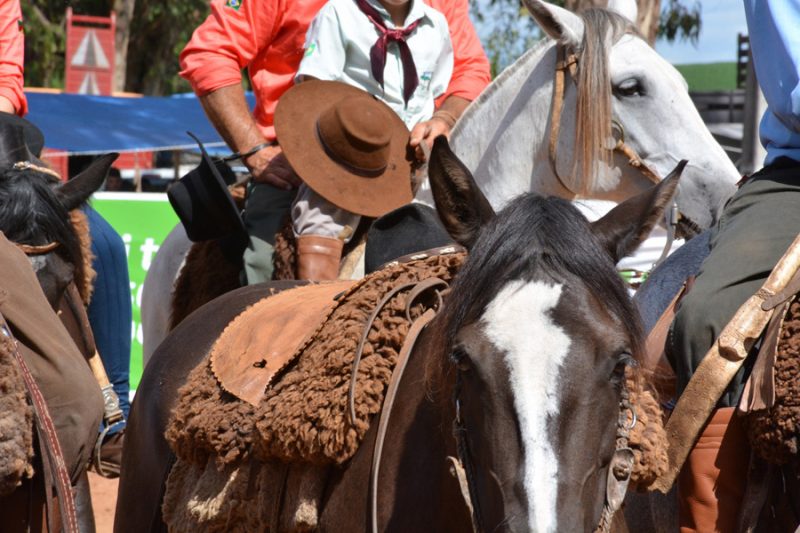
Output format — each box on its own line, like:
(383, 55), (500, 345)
(242, 183), (295, 284)
(85, 206), (132, 422)
(667, 159), (800, 407)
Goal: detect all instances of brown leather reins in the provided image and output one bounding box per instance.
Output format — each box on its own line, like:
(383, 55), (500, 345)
(15, 242), (60, 255)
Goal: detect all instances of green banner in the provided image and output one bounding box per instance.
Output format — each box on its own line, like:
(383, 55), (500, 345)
(91, 192), (179, 390)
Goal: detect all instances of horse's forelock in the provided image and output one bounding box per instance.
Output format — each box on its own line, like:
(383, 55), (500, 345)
(574, 8), (639, 193)
(438, 195), (644, 360)
(0, 168), (83, 271)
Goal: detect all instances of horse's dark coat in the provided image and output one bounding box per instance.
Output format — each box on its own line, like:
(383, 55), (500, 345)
(116, 282), (307, 533)
(117, 138), (681, 533)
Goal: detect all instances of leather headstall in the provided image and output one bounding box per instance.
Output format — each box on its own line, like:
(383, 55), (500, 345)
(450, 356), (636, 533)
(548, 43), (662, 194)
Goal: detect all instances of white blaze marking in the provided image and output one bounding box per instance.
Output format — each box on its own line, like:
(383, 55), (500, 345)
(482, 280), (570, 533)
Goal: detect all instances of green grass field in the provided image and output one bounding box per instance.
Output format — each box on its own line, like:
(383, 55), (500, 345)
(674, 62), (738, 92)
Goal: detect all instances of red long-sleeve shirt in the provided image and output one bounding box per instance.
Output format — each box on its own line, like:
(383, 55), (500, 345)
(180, 0), (490, 141)
(0, 0), (26, 116)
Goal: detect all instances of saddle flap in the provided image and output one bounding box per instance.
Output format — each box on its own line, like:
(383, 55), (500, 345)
(210, 281), (354, 406)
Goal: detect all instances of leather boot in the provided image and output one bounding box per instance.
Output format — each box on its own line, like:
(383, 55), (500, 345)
(678, 407), (749, 533)
(296, 235), (344, 281)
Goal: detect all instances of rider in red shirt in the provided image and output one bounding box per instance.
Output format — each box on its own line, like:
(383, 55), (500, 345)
(0, 0), (26, 116)
(180, 0), (489, 145)
(180, 0), (490, 283)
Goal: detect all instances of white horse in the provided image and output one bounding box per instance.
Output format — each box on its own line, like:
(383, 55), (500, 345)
(140, 0), (739, 366)
(419, 0), (738, 240)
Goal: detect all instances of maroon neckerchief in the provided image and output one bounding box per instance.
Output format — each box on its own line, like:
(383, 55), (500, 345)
(354, 0), (423, 105)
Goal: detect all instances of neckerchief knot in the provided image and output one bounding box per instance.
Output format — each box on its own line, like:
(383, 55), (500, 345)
(354, 0), (422, 105)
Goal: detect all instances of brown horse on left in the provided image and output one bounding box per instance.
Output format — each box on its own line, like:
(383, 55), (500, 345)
(0, 148), (117, 533)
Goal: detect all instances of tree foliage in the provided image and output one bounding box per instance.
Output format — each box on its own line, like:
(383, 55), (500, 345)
(471, 0), (702, 76)
(22, 0), (209, 95)
(125, 0), (209, 95)
(23, 0), (701, 93)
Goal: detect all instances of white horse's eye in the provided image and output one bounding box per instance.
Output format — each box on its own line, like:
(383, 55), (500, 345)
(614, 78), (644, 98)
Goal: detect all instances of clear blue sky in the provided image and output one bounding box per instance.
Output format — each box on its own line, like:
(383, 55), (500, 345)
(654, 0), (748, 64)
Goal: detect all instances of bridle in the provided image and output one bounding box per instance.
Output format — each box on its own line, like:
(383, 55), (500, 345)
(548, 43), (661, 195)
(364, 260), (638, 533)
(451, 360), (637, 533)
(548, 43), (680, 268)
(16, 241), (60, 255)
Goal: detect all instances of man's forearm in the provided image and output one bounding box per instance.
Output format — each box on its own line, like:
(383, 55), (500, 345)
(198, 83), (267, 154)
(0, 95), (16, 115)
(439, 95), (471, 121)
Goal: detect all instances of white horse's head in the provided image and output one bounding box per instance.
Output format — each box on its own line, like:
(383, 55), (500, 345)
(524, 0), (738, 232)
(441, 0), (739, 235)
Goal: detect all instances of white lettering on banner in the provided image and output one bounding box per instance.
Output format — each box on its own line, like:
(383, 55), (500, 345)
(122, 233), (132, 259)
(140, 238), (160, 271)
(135, 282), (144, 308)
(129, 281), (136, 308)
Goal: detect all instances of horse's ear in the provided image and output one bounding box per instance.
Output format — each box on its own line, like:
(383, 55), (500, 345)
(607, 0), (638, 24)
(590, 160), (686, 263)
(521, 0), (583, 48)
(428, 136), (495, 249)
(57, 153), (119, 211)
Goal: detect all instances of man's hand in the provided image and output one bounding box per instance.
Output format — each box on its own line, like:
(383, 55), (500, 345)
(244, 145), (302, 190)
(409, 116), (452, 162)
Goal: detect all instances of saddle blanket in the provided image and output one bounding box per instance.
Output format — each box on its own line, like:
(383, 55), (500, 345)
(166, 252), (466, 467)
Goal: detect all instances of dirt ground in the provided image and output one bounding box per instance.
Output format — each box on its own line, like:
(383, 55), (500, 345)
(89, 471), (119, 533)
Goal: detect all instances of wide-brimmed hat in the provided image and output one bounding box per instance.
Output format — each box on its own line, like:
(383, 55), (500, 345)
(168, 132), (245, 242)
(275, 80), (413, 218)
(0, 113), (45, 168)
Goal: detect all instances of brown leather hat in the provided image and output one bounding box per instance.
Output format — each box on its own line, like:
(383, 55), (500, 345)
(275, 80), (413, 218)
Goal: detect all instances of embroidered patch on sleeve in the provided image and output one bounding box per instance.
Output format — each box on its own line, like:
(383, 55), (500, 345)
(225, 0), (243, 10)
(304, 43), (317, 58)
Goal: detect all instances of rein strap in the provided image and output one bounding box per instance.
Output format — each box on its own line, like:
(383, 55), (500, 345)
(16, 242), (60, 256)
(369, 277), (449, 533)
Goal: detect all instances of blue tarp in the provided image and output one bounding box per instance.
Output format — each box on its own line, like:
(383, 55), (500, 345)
(24, 91), (256, 156)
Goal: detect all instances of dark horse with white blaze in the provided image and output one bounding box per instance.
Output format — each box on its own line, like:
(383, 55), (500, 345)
(116, 137), (681, 532)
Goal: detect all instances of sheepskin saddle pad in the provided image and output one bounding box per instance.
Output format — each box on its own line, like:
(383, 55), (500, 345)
(166, 250), (466, 469)
(743, 295), (800, 468)
(0, 325), (34, 497)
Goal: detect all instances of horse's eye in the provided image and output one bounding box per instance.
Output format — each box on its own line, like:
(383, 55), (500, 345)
(614, 78), (644, 98)
(450, 347), (471, 372)
(610, 351), (634, 384)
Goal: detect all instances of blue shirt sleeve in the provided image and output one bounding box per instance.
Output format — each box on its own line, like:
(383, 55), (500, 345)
(743, 0), (800, 164)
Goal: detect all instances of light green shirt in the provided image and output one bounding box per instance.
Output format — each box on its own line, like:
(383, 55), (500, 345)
(297, 0), (454, 128)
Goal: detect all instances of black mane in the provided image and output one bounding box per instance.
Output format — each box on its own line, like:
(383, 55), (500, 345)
(0, 167), (82, 268)
(442, 193), (644, 357)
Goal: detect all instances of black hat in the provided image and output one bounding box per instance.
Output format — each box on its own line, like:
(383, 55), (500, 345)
(0, 114), (45, 169)
(168, 132), (245, 242)
(364, 203), (457, 273)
